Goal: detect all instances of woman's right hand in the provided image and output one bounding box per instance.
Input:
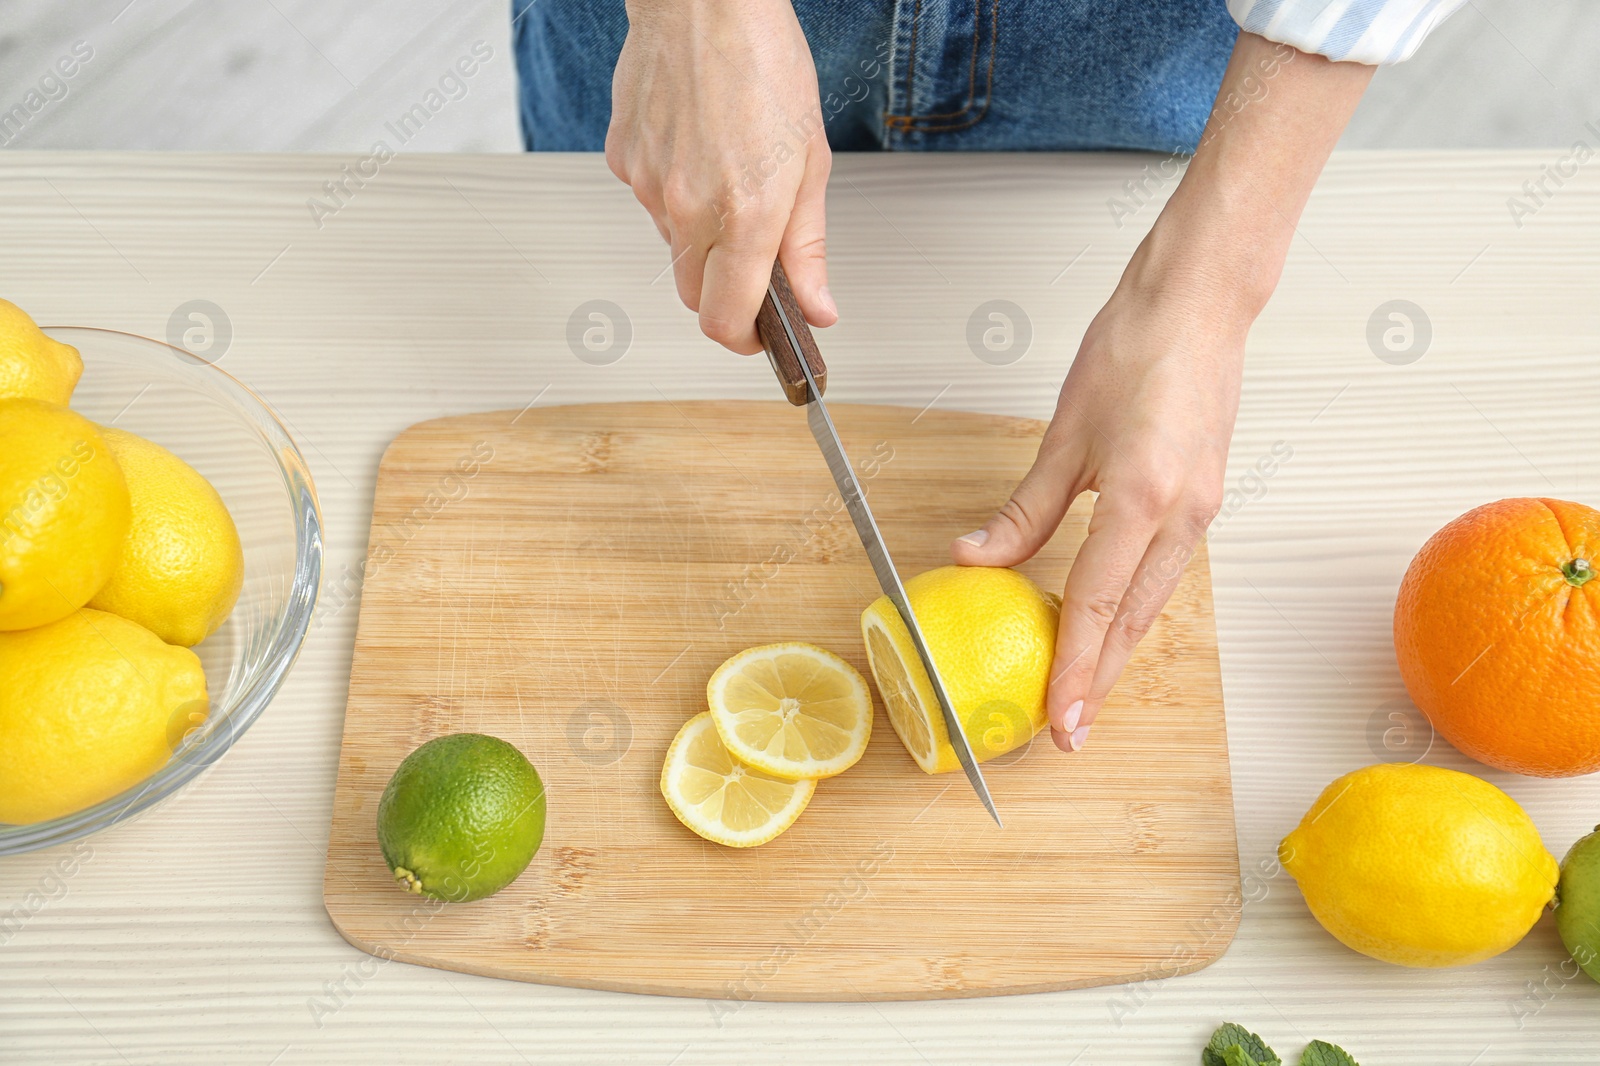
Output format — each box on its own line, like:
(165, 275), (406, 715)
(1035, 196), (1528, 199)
(607, 0), (837, 354)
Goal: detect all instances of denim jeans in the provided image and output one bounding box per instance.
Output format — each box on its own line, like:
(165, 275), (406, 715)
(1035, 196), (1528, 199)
(514, 0), (1239, 153)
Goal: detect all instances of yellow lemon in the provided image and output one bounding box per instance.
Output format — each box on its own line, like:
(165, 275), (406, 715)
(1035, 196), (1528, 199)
(707, 642), (873, 780)
(0, 299), (81, 404)
(87, 427), (244, 647)
(660, 712), (815, 847)
(860, 565), (1058, 773)
(0, 608), (208, 824)
(1280, 763), (1558, 967)
(0, 399), (130, 630)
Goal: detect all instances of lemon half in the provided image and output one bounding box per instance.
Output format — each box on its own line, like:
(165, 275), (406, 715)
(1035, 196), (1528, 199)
(706, 642), (872, 780)
(660, 712), (815, 848)
(860, 565), (1058, 774)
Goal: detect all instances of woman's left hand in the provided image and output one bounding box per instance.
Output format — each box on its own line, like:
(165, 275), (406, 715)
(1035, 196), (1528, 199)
(951, 209), (1255, 753)
(951, 32), (1374, 752)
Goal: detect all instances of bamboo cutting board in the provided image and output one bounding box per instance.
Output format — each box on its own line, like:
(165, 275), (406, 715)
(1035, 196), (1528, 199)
(323, 401), (1239, 1001)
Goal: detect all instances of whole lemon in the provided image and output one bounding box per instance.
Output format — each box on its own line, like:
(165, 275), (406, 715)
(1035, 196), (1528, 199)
(861, 565), (1059, 772)
(1281, 763), (1558, 967)
(87, 427), (244, 647)
(0, 608), (208, 824)
(0, 398), (131, 630)
(0, 299), (81, 404)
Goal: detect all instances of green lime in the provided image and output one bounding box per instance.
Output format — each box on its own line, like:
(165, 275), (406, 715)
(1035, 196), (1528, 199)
(376, 733), (547, 903)
(1557, 826), (1600, 982)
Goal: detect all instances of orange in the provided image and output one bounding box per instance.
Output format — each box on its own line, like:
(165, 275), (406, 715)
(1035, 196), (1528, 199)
(1394, 497), (1600, 777)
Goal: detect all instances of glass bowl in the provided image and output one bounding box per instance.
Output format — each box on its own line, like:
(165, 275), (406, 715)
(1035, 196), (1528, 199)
(0, 327), (322, 855)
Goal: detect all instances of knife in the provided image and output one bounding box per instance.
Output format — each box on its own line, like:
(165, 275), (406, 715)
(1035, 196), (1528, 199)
(755, 261), (1002, 827)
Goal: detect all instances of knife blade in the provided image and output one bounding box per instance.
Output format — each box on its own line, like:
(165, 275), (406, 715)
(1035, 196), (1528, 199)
(755, 262), (1002, 827)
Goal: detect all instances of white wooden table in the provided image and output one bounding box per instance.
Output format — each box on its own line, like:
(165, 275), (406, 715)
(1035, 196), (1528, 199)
(1, 153), (1597, 1064)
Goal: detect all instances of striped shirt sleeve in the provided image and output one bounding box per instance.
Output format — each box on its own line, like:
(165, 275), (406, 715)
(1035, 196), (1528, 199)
(1227, 0), (1469, 64)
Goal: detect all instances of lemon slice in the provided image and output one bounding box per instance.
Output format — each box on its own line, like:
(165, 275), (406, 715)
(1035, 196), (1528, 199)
(706, 642), (873, 780)
(660, 712), (815, 847)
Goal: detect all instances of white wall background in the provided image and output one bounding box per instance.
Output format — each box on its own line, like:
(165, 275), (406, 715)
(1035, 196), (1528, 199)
(0, 0), (1595, 153)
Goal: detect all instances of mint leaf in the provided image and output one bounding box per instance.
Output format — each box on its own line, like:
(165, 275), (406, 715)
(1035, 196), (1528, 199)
(1299, 1041), (1359, 1066)
(1203, 1023), (1281, 1066)
(1223, 1047), (1262, 1066)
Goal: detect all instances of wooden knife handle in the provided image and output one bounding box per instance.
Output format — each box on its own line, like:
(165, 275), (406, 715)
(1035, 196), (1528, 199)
(756, 260), (828, 406)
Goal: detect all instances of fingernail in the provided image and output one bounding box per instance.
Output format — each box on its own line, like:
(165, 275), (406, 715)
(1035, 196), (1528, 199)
(1061, 699), (1083, 733)
(1068, 725), (1091, 752)
(957, 529), (988, 548)
(818, 285), (838, 318)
